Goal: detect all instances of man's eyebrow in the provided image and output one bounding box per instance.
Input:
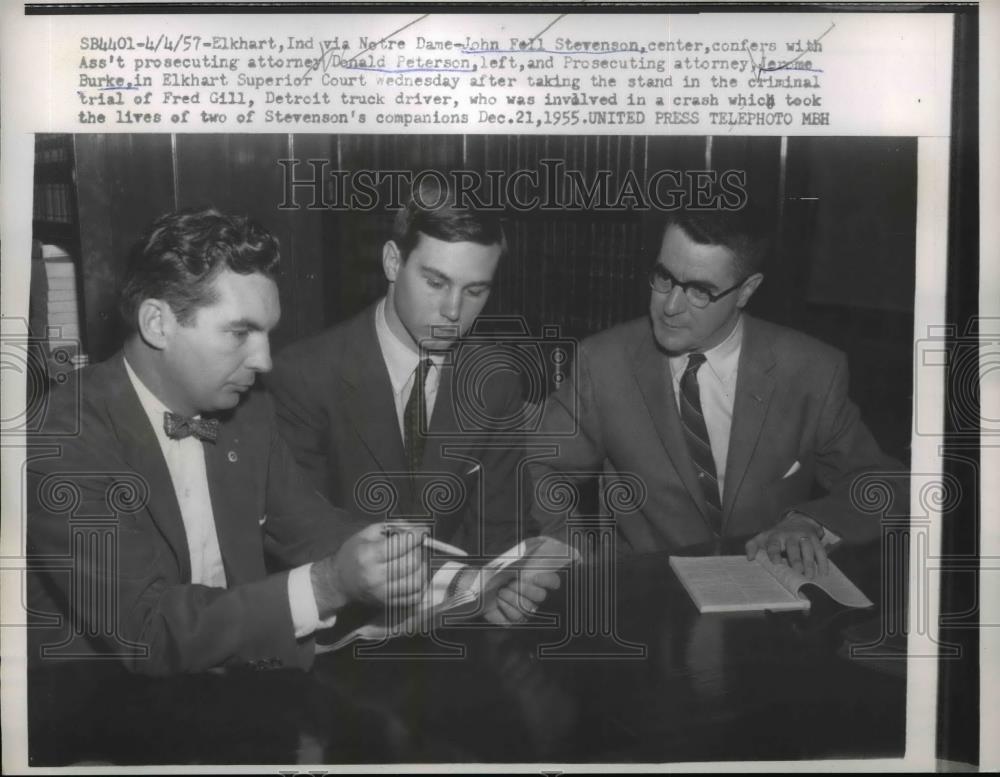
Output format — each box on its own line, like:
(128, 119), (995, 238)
(226, 318), (267, 331)
(657, 265), (719, 291)
(421, 267), (452, 283)
(421, 267), (492, 289)
(693, 279), (720, 292)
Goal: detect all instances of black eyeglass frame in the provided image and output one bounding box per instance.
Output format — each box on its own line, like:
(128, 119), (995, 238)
(648, 265), (749, 308)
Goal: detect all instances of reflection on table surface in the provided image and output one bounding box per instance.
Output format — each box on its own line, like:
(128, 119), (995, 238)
(29, 538), (907, 766)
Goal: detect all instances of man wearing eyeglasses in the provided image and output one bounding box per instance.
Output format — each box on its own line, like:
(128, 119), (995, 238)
(531, 209), (905, 578)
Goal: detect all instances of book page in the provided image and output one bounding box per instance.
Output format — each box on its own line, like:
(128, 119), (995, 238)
(669, 555), (805, 612)
(754, 550), (876, 609)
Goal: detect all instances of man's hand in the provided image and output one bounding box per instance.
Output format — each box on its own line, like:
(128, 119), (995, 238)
(310, 523), (428, 618)
(484, 570), (562, 625)
(745, 512), (829, 579)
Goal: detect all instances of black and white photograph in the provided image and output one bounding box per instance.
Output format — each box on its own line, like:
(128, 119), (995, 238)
(18, 131), (921, 765)
(0, 3), (992, 773)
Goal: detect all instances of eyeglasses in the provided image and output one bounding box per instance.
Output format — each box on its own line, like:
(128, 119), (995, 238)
(648, 265), (747, 309)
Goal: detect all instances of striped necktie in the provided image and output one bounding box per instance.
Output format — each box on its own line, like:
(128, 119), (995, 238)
(403, 358), (433, 473)
(679, 353), (723, 535)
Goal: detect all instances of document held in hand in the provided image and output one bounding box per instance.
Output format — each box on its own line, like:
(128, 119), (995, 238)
(317, 535), (579, 652)
(669, 550), (874, 613)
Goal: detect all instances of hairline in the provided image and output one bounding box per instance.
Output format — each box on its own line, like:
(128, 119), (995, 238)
(660, 222), (745, 288)
(397, 229), (505, 264)
(169, 267), (278, 328)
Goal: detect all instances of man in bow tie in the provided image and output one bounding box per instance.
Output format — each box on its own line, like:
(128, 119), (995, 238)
(530, 208), (908, 578)
(268, 177), (559, 623)
(26, 208), (428, 676)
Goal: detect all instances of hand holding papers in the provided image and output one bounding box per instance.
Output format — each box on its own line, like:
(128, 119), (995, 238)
(311, 522), (429, 617)
(318, 536), (579, 652)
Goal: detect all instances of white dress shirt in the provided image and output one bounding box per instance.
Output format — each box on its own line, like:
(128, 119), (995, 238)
(124, 358), (331, 639)
(666, 318), (838, 543)
(374, 297), (444, 442)
(669, 316), (744, 501)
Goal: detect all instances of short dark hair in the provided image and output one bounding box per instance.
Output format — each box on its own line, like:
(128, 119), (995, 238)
(662, 209), (769, 280)
(391, 175), (506, 261)
(119, 208), (280, 331)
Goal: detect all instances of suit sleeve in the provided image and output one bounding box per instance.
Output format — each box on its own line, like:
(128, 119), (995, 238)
(27, 436), (310, 677)
(467, 376), (536, 556)
(26, 393), (362, 678)
(260, 394), (368, 568)
(791, 353), (909, 543)
(267, 350), (332, 498)
(528, 343), (609, 542)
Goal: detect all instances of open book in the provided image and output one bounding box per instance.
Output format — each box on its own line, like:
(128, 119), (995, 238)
(317, 535), (578, 652)
(669, 550), (874, 613)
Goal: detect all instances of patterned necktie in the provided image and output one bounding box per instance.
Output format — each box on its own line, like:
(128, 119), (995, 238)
(403, 358), (433, 472)
(163, 412), (220, 443)
(679, 353), (723, 535)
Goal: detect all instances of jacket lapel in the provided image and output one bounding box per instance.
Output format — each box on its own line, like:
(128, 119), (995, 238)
(340, 306), (409, 477)
(105, 354), (192, 582)
(631, 328), (712, 522)
(203, 414), (265, 584)
(420, 358), (466, 477)
(721, 316), (776, 524)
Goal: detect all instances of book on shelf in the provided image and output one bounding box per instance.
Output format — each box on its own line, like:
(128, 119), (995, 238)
(317, 535), (579, 652)
(669, 549), (874, 614)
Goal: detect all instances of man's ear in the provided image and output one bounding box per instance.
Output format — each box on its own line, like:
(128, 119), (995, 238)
(736, 273), (764, 309)
(136, 299), (175, 350)
(382, 241), (402, 283)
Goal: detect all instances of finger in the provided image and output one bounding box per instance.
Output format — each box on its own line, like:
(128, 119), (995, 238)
(785, 535), (804, 575)
(386, 586), (426, 608)
(745, 536), (761, 561)
(382, 544), (426, 580)
(797, 536), (816, 579)
(526, 571), (561, 592)
(811, 536), (830, 577)
(495, 595), (522, 624)
(360, 522), (391, 541)
(518, 581), (549, 605)
(382, 527), (429, 560)
(385, 564), (427, 599)
(497, 586), (534, 619)
(496, 584), (521, 608)
(483, 602), (510, 626)
(765, 535), (784, 566)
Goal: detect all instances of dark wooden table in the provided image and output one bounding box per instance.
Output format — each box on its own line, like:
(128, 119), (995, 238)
(29, 539), (906, 766)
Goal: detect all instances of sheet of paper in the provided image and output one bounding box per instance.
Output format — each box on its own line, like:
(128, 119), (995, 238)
(670, 554), (805, 612)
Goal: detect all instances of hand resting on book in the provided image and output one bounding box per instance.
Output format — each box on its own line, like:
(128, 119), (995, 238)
(744, 512), (829, 579)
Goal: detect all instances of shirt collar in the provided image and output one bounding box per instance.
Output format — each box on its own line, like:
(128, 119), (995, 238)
(123, 356), (178, 439)
(374, 298), (443, 395)
(668, 314), (744, 385)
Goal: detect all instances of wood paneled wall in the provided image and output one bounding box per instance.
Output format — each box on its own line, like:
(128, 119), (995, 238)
(61, 133), (916, 458)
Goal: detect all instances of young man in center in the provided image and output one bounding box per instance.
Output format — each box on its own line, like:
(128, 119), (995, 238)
(269, 177), (556, 623)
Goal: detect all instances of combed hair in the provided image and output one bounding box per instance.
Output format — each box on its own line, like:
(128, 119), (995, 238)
(119, 207), (280, 330)
(662, 209), (770, 279)
(391, 175), (506, 260)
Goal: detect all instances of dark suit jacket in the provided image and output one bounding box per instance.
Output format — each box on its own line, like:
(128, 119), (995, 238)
(530, 315), (908, 554)
(268, 304), (533, 556)
(26, 354), (363, 676)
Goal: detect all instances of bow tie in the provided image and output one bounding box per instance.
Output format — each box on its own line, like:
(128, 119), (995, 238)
(163, 412), (220, 443)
